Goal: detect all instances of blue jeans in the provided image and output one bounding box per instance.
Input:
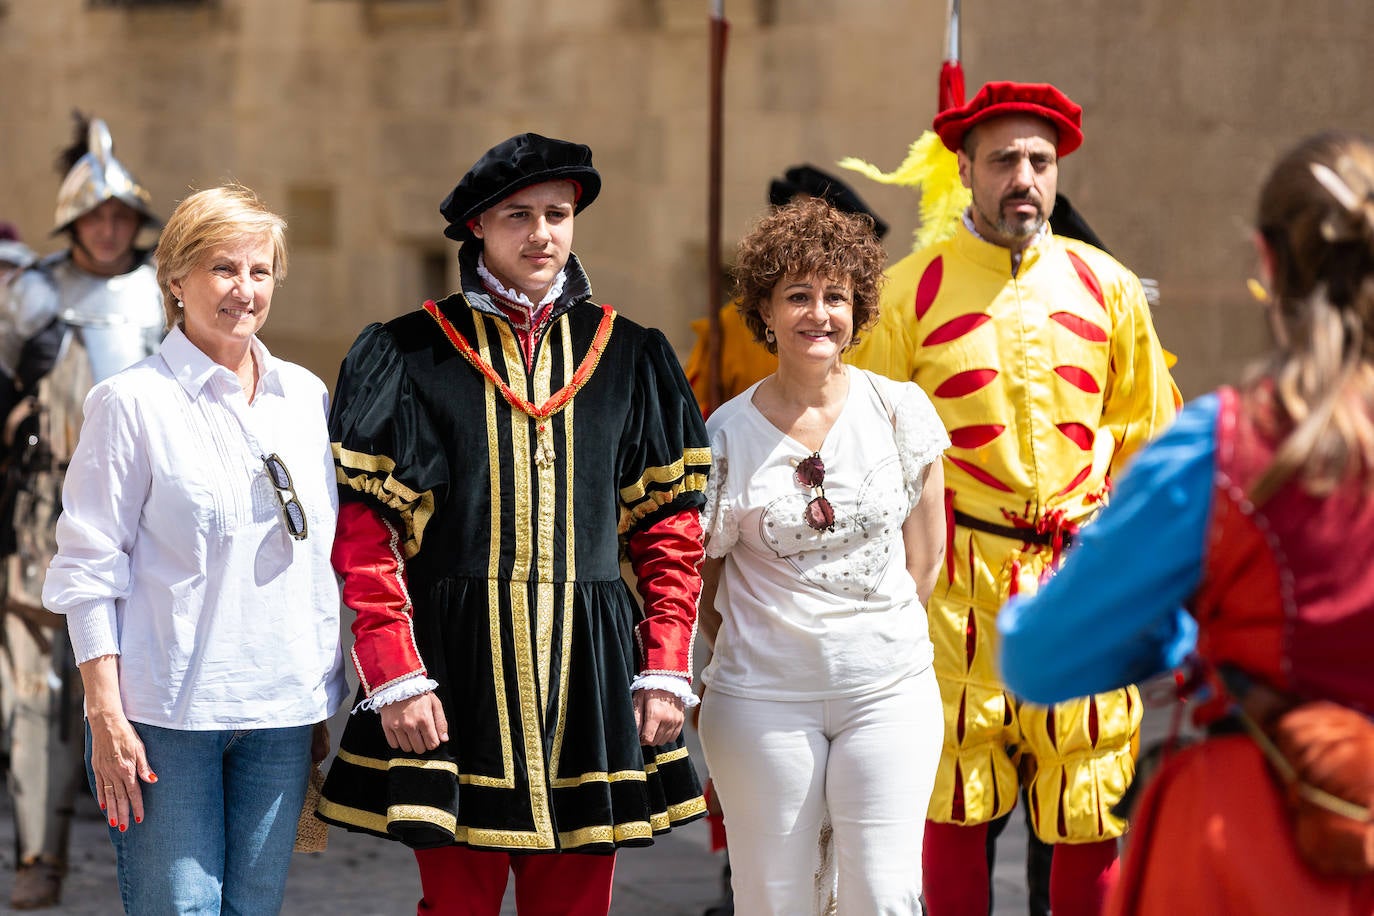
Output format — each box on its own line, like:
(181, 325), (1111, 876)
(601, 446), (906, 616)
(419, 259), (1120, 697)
(85, 722), (312, 915)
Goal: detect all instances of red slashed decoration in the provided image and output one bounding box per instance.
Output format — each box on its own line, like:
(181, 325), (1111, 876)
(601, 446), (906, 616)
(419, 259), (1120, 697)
(951, 759), (966, 821)
(914, 256), (944, 320)
(922, 312), (992, 346)
(1055, 464), (1094, 497)
(1056, 422), (1095, 451)
(1054, 365), (1101, 393)
(1056, 769), (1069, 837)
(948, 424), (1005, 449)
(947, 456), (1016, 492)
(1066, 250), (1106, 310)
(934, 368), (998, 398)
(944, 489), (957, 584)
(965, 608), (977, 668)
(967, 532), (976, 599)
(1049, 311), (1108, 342)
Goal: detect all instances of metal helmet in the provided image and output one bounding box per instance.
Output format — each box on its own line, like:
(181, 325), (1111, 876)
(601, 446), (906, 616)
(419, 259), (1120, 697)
(52, 118), (160, 234)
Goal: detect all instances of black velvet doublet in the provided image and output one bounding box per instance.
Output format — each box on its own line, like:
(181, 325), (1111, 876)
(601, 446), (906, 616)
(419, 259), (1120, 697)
(318, 254), (709, 853)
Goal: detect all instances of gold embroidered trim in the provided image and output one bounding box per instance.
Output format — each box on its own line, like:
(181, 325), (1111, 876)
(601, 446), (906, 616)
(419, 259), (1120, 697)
(532, 328), (557, 709)
(549, 769), (649, 789)
(317, 798), (388, 834)
(652, 746), (691, 765)
(335, 748), (458, 774)
(477, 318), (517, 791)
(333, 445), (436, 559)
(619, 450), (712, 503)
(334, 747), (510, 789)
(550, 323), (577, 782)
(558, 821), (654, 847)
(508, 578), (554, 842)
(388, 803), (457, 835)
(666, 796), (708, 821)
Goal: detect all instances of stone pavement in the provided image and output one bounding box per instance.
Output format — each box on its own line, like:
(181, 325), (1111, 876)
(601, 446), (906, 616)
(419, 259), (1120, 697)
(0, 700), (1071, 915)
(0, 757), (1034, 916)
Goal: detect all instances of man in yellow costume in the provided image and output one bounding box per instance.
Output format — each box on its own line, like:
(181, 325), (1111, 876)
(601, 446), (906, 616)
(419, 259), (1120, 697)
(850, 81), (1177, 916)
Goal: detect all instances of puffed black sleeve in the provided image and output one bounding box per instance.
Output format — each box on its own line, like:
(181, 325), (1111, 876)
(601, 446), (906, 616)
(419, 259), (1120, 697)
(329, 322), (450, 559)
(616, 327), (712, 536)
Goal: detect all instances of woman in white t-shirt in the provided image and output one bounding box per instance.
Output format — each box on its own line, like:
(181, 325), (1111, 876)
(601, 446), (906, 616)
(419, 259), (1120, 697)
(697, 198), (949, 914)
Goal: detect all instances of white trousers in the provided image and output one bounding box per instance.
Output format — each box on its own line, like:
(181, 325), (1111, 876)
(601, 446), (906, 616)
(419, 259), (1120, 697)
(699, 667), (943, 916)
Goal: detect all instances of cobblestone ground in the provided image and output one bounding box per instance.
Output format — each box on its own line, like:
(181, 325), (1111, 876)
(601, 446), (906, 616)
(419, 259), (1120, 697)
(0, 705), (1096, 915)
(0, 778), (1034, 915)
(0, 791), (724, 915)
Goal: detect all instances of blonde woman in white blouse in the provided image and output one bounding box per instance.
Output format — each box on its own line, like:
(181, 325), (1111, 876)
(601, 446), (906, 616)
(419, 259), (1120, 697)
(697, 199), (949, 915)
(42, 184), (347, 915)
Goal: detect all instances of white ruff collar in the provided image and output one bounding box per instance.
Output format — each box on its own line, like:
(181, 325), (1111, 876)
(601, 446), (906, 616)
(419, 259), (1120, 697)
(476, 254), (567, 309)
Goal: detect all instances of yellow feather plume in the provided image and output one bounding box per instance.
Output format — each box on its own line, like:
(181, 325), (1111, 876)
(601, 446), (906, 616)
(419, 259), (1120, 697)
(838, 130), (971, 253)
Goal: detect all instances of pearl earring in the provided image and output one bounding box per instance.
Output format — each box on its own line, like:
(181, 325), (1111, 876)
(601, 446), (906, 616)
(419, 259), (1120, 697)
(175, 298), (184, 309)
(765, 327), (776, 343)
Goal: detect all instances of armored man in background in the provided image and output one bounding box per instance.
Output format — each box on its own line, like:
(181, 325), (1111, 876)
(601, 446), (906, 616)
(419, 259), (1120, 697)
(0, 117), (163, 909)
(318, 133), (709, 915)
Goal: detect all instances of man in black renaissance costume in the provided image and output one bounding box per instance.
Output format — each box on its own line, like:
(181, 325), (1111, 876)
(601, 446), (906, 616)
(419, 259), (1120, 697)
(317, 134), (709, 915)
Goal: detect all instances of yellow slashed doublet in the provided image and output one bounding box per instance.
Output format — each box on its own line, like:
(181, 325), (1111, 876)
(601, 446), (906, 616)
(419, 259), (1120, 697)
(851, 223), (1176, 843)
(318, 253), (709, 853)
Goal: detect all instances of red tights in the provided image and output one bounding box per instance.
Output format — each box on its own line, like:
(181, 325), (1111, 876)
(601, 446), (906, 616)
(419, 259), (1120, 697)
(922, 819), (1118, 916)
(413, 846), (616, 916)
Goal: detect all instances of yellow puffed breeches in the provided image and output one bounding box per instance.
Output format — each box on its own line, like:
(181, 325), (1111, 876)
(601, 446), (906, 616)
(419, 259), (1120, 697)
(927, 529), (1141, 844)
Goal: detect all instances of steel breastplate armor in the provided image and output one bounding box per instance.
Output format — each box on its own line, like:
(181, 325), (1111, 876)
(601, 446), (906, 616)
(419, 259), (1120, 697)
(49, 258), (163, 384)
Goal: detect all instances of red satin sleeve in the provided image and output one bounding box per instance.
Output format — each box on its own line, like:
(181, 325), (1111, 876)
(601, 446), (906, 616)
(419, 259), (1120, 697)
(331, 501), (428, 695)
(625, 508), (704, 679)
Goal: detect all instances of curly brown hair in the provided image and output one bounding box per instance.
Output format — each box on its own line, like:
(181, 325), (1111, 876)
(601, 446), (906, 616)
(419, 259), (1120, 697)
(733, 198), (887, 354)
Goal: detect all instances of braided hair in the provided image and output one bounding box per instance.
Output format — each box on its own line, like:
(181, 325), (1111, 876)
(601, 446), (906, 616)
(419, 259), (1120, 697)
(1248, 131), (1374, 503)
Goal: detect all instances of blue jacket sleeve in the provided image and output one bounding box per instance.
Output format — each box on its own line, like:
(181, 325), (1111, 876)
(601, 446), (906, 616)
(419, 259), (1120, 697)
(997, 393), (1220, 704)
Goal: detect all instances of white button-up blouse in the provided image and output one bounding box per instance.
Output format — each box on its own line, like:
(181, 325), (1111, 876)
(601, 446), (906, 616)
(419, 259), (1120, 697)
(43, 326), (348, 730)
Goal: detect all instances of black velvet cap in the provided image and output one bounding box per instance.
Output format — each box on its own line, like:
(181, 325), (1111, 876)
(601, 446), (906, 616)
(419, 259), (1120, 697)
(440, 133), (601, 242)
(768, 164), (890, 240)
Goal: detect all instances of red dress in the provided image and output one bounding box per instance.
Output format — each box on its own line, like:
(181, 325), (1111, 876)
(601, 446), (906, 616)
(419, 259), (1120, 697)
(1109, 387), (1374, 915)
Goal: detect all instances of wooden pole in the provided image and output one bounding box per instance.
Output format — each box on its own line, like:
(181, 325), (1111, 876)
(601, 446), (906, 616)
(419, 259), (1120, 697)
(705, 1), (729, 414)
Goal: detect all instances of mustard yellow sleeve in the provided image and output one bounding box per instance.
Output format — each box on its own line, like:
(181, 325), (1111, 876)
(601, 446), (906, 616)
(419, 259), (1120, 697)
(718, 306), (777, 402)
(1100, 266), (1179, 476)
(683, 315), (712, 412)
(847, 257), (921, 382)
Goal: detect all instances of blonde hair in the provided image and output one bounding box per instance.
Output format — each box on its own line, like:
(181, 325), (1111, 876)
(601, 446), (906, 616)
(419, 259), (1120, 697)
(1248, 131), (1374, 504)
(155, 183), (287, 330)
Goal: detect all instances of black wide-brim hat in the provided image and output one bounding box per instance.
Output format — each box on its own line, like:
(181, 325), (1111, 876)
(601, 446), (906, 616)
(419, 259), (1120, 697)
(768, 164), (890, 240)
(440, 133), (601, 242)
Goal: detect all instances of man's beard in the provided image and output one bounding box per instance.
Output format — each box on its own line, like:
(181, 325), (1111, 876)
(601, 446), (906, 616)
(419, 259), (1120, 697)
(977, 192), (1046, 242)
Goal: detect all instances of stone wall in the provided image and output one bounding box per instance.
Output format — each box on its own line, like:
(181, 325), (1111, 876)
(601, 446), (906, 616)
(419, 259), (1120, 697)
(0, 0), (1370, 397)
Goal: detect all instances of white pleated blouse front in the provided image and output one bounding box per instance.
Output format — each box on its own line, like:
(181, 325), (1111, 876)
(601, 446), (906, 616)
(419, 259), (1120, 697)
(43, 326), (348, 730)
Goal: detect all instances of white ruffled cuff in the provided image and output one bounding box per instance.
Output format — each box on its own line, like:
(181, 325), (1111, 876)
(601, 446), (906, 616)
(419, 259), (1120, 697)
(66, 599), (120, 664)
(630, 674), (699, 708)
(352, 673), (440, 713)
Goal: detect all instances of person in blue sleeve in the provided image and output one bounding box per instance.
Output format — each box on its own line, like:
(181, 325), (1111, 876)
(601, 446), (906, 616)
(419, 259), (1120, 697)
(999, 130), (1374, 914)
